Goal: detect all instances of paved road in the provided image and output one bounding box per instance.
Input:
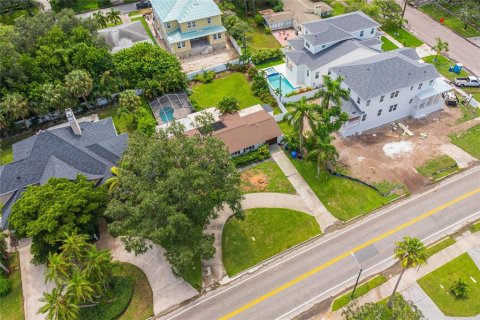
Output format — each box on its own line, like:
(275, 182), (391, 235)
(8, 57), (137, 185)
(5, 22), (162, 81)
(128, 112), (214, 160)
(160, 166), (480, 320)
(76, 3), (138, 19)
(403, 6), (480, 75)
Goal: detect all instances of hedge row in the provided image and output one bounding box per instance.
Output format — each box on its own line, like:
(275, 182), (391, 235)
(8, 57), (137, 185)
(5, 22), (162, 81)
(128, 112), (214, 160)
(233, 145), (271, 167)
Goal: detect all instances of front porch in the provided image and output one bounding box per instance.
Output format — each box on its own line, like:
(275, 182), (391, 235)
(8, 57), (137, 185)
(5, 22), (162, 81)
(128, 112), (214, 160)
(412, 79), (452, 118)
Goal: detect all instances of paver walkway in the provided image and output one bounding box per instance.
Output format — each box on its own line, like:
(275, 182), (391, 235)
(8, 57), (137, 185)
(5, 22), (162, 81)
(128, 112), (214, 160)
(270, 145), (338, 231)
(322, 231), (480, 320)
(440, 143), (478, 168)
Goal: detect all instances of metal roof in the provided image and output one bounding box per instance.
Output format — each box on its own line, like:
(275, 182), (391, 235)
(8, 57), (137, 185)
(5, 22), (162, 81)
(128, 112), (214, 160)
(167, 25), (226, 42)
(151, 0), (222, 23)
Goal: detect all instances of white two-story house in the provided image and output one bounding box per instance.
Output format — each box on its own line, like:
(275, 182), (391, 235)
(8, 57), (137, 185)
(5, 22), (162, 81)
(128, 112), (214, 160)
(330, 49), (451, 137)
(285, 11), (383, 88)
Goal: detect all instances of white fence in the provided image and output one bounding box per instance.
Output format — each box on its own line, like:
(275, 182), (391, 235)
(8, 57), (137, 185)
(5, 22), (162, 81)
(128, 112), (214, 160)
(228, 34), (243, 56)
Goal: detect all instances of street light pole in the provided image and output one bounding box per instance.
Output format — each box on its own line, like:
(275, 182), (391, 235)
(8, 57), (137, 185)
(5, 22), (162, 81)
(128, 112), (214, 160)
(401, 0), (408, 20)
(350, 252), (363, 299)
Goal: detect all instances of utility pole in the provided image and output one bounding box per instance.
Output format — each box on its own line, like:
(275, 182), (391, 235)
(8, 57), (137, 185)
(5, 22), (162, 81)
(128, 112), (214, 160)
(350, 252), (363, 299)
(401, 0), (408, 19)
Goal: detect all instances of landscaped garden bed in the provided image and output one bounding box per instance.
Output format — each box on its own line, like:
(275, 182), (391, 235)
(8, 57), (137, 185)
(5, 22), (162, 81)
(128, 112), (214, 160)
(416, 155), (459, 181)
(222, 208), (321, 275)
(240, 161), (296, 194)
(0, 253), (24, 320)
(418, 253), (480, 317)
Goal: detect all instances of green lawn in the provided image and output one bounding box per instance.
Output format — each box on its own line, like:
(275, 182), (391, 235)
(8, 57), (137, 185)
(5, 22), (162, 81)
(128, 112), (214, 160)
(450, 125), (480, 159)
(416, 155), (459, 181)
(288, 156), (399, 221)
(278, 120), (293, 134)
(180, 255), (202, 291)
(0, 131), (35, 165)
(190, 72), (263, 110)
(419, 4), (480, 38)
(106, 20), (123, 28)
(331, 2), (346, 16)
(381, 26), (424, 47)
(245, 17), (281, 49)
(117, 263), (153, 320)
(241, 161), (296, 194)
(423, 55), (469, 81)
(72, 0), (112, 13)
(130, 16), (156, 43)
(255, 58), (284, 70)
(332, 275), (387, 311)
(0, 8), (38, 25)
(97, 101), (156, 134)
(418, 253), (480, 317)
(128, 10), (140, 17)
(458, 104), (480, 123)
(0, 253), (24, 320)
(472, 221), (480, 233)
(424, 236), (456, 259)
(222, 208), (321, 275)
(381, 36), (399, 51)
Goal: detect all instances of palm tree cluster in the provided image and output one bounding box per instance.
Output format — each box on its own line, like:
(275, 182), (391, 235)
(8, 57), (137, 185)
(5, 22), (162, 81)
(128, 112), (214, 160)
(285, 75), (350, 176)
(92, 9), (121, 29)
(433, 38), (449, 63)
(39, 233), (113, 320)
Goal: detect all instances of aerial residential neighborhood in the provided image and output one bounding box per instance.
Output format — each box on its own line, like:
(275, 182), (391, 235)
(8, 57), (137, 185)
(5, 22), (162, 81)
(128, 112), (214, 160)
(1, 0), (480, 319)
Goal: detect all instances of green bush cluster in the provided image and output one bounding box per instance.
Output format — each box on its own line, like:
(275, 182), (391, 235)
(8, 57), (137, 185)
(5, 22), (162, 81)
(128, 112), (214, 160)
(194, 70), (216, 83)
(251, 49), (284, 65)
(266, 0), (284, 12)
(233, 145), (271, 167)
(248, 66), (277, 107)
(450, 278), (470, 298)
(226, 62), (249, 73)
(78, 276), (134, 320)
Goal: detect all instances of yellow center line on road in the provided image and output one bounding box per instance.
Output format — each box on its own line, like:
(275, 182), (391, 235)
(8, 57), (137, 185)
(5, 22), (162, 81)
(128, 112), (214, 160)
(219, 187), (480, 320)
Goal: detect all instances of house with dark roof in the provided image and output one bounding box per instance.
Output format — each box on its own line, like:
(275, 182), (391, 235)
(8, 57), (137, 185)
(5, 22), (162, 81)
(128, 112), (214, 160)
(0, 109), (128, 229)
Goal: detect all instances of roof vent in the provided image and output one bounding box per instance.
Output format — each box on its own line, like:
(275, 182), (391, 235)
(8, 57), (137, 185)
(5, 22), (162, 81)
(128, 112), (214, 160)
(65, 108), (82, 136)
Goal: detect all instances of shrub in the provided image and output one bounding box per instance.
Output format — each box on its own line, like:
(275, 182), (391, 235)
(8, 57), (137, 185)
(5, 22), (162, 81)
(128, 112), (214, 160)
(227, 62), (249, 73)
(273, 4), (283, 11)
(251, 48), (284, 65)
(265, 27), (272, 34)
(284, 86), (315, 97)
(0, 277), (11, 297)
(254, 14), (264, 26)
(194, 70), (216, 83)
(233, 145), (271, 167)
(217, 97), (240, 114)
(450, 278), (470, 298)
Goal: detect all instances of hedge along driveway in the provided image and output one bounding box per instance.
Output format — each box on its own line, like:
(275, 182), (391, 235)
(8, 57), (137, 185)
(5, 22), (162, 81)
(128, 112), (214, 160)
(190, 72), (263, 110)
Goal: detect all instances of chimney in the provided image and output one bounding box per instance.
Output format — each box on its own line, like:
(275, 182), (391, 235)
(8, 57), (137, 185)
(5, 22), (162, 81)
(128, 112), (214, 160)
(65, 108), (82, 135)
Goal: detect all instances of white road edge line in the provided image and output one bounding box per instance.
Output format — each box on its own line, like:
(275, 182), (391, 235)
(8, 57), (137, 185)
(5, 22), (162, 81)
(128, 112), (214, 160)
(162, 166), (480, 320)
(274, 209), (480, 320)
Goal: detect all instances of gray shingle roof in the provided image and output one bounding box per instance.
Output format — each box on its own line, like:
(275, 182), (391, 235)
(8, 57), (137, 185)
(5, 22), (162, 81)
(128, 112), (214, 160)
(341, 98), (363, 116)
(0, 117), (128, 229)
(302, 24), (352, 46)
(314, 11), (381, 33)
(330, 49), (440, 100)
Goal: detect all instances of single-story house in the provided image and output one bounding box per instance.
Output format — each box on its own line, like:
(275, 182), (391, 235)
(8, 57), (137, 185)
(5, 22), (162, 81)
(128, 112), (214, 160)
(260, 9), (294, 31)
(98, 21), (153, 53)
(313, 2), (333, 17)
(0, 109), (128, 229)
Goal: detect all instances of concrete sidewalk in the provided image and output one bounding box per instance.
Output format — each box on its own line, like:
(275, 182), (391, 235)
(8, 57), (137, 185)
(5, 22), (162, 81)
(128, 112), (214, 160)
(270, 145), (338, 231)
(325, 231), (480, 319)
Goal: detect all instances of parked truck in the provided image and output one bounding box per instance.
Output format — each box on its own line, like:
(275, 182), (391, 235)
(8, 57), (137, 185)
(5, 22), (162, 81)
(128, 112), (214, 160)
(454, 76), (480, 87)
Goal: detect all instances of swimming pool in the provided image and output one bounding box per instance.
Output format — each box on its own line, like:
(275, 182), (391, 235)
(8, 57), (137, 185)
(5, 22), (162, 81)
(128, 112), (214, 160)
(267, 73), (296, 95)
(159, 106), (175, 123)
(265, 67), (279, 76)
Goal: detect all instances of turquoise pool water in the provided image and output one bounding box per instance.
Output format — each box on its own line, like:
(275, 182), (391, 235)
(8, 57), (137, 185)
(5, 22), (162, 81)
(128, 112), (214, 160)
(267, 73), (295, 95)
(159, 106), (175, 123)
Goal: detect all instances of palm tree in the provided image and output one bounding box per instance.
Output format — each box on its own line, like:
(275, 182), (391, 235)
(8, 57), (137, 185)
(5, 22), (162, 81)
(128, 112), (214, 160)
(118, 90), (142, 126)
(67, 271), (95, 304)
(106, 9), (121, 25)
(433, 38), (449, 62)
(45, 253), (73, 286)
(84, 247), (113, 293)
(217, 97), (240, 114)
(59, 233), (91, 267)
(315, 75), (350, 109)
(285, 97), (316, 155)
(65, 70), (93, 104)
(387, 236), (427, 308)
(0, 93), (30, 122)
(105, 166), (120, 194)
(93, 11), (108, 29)
(39, 287), (79, 320)
(305, 131), (338, 177)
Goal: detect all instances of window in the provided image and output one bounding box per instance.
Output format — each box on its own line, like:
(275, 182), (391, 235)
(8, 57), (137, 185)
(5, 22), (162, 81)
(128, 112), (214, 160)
(232, 150), (241, 156)
(370, 28), (374, 34)
(429, 79), (434, 86)
(410, 86), (414, 90)
(315, 72), (319, 79)
(213, 33), (222, 40)
(306, 69), (310, 76)
(357, 97), (360, 104)
(243, 145), (255, 152)
(322, 44), (326, 48)
(380, 95), (384, 102)
(390, 92), (395, 99)
(305, 41), (311, 48)
(187, 21), (196, 28)
(377, 109), (382, 116)
(207, 17), (211, 24)
(418, 83), (423, 90)
(394, 90), (399, 97)
(366, 100), (371, 106)
(409, 98), (413, 104)
(360, 30), (364, 37)
(177, 41), (186, 49)
(166, 22), (171, 29)
(362, 114), (367, 121)
(328, 70), (331, 75)
(389, 104), (397, 112)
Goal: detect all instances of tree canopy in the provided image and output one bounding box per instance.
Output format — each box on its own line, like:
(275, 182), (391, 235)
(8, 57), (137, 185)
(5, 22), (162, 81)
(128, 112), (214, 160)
(342, 297), (424, 320)
(105, 124), (243, 276)
(9, 176), (108, 264)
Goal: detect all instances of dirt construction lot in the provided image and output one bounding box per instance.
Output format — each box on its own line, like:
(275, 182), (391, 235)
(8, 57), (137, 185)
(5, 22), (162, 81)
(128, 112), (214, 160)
(334, 106), (480, 193)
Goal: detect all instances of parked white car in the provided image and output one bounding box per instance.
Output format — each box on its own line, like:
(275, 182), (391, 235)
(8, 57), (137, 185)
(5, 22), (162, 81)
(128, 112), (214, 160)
(454, 76), (480, 87)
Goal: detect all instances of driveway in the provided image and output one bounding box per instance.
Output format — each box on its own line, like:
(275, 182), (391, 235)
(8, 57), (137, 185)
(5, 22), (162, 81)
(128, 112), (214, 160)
(403, 6), (480, 75)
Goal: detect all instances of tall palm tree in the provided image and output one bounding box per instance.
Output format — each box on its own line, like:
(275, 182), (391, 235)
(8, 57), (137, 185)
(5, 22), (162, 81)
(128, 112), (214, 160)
(60, 233), (90, 267)
(65, 70), (93, 104)
(106, 9), (121, 25)
(433, 38), (449, 62)
(285, 97), (316, 155)
(118, 90), (142, 126)
(45, 253), (73, 286)
(315, 75), (350, 109)
(0, 92), (30, 122)
(84, 247), (113, 293)
(388, 236), (427, 308)
(93, 11), (108, 29)
(39, 287), (79, 320)
(305, 131), (338, 177)
(67, 271), (95, 304)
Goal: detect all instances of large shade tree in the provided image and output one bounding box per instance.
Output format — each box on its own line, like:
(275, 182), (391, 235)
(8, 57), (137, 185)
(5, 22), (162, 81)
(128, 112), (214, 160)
(105, 124), (243, 276)
(9, 176), (108, 264)
(64, 69), (93, 103)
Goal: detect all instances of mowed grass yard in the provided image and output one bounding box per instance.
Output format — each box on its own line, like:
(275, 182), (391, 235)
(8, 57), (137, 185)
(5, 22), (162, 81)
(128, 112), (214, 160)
(450, 125), (480, 159)
(190, 72), (263, 110)
(423, 55), (469, 81)
(381, 26), (423, 47)
(241, 161), (296, 194)
(245, 17), (281, 49)
(288, 156), (399, 221)
(0, 253), (24, 320)
(381, 36), (398, 51)
(418, 253), (480, 317)
(416, 155), (459, 181)
(419, 4), (480, 38)
(222, 208), (321, 275)
(117, 263), (153, 320)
